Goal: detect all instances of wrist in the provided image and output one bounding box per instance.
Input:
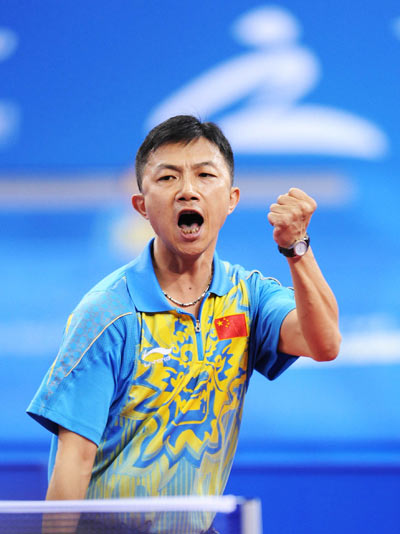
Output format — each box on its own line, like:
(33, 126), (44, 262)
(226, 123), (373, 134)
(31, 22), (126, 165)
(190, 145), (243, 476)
(278, 235), (310, 258)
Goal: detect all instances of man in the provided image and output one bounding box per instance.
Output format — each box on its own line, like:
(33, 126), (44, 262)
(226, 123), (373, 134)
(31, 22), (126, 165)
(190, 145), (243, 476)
(27, 115), (340, 532)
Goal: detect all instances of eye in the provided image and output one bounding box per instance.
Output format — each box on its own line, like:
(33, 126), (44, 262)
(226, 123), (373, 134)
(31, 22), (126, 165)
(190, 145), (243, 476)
(158, 175), (175, 182)
(199, 172), (216, 178)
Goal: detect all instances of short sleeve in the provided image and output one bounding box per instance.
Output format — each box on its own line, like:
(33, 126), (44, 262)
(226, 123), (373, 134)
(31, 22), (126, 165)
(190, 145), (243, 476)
(26, 292), (127, 445)
(248, 274), (298, 381)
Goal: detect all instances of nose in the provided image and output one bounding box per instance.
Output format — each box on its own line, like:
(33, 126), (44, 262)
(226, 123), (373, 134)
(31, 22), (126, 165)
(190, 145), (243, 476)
(176, 175), (200, 201)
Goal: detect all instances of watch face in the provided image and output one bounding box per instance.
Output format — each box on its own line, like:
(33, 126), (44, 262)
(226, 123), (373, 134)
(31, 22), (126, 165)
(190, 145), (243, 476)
(294, 240), (308, 256)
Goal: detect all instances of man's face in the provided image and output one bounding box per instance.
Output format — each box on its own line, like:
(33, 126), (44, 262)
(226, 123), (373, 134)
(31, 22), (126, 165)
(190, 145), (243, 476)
(132, 137), (240, 259)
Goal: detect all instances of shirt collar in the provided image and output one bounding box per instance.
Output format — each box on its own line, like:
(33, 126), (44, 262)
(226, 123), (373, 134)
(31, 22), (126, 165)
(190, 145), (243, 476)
(125, 239), (234, 312)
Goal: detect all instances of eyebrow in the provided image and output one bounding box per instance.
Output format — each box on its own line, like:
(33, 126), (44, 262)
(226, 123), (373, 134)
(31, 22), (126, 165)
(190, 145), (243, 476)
(155, 161), (218, 172)
(193, 161), (218, 169)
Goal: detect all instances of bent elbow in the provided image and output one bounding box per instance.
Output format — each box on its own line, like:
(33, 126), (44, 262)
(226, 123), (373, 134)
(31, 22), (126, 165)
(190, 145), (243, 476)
(313, 332), (342, 362)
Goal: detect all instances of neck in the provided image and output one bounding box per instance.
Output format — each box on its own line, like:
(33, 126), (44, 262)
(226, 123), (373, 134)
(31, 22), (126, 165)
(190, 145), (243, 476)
(152, 237), (214, 276)
(152, 238), (214, 305)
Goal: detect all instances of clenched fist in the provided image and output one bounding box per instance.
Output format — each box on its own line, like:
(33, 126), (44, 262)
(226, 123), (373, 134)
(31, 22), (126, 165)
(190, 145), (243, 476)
(267, 188), (317, 248)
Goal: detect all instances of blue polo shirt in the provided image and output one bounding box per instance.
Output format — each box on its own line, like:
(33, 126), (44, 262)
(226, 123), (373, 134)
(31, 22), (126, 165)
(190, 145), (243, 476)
(27, 240), (297, 503)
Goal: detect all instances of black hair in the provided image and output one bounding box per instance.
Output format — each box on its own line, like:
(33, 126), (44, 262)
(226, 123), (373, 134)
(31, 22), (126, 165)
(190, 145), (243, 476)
(135, 115), (234, 191)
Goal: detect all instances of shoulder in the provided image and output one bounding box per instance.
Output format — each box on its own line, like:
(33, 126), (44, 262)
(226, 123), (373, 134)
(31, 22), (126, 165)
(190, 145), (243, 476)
(220, 259), (286, 291)
(216, 259), (294, 316)
(67, 262), (138, 339)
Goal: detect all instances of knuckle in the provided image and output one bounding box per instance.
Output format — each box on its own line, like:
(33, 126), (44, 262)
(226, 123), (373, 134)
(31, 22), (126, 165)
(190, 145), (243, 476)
(292, 205), (302, 218)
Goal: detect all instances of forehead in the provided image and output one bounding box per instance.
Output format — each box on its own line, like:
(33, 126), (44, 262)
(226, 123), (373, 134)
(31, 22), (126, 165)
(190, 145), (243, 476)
(143, 137), (230, 174)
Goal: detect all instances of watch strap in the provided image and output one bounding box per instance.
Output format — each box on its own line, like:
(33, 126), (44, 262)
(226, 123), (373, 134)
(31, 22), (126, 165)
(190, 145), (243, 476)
(278, 235), (310, 257)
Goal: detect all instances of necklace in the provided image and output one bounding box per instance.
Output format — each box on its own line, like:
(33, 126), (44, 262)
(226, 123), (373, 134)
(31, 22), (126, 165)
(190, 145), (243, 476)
(162, 270), (213, 308)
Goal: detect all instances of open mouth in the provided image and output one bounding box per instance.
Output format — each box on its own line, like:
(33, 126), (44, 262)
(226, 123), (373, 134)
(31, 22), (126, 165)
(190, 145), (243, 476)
(178, 210), (204, 235)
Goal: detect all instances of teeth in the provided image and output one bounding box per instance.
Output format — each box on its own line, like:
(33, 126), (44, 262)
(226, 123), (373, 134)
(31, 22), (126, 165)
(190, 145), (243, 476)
(181, 225), (200, 235)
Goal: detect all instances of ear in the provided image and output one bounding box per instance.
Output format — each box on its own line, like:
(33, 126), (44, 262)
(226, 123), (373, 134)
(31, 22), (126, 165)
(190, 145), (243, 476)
(131, 194), (148, 219)
(228, 186), (240, 214)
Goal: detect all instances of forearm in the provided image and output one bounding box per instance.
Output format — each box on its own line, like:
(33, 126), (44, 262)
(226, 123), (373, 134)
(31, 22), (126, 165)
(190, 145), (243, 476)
(268, 188), (340, 361)
(44, 464), (91, 534)
(46, 457), (93, 500)
(288, 247), (341, 361)
(43, 429), (97, 534)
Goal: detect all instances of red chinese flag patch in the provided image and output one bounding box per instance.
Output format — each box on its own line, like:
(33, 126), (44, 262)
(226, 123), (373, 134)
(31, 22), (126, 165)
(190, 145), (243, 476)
(214, 313), (248, 340)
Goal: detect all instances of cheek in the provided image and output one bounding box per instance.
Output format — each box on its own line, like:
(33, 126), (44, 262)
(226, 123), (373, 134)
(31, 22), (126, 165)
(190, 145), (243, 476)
(145, 196), (164, 218)
(211, 200), (231, 227)
(146, 202), (173, 231)
(147, 209), (163, 228)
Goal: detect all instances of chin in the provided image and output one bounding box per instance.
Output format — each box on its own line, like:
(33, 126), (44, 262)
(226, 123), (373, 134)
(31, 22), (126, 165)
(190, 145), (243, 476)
(176, 238), (214, 258)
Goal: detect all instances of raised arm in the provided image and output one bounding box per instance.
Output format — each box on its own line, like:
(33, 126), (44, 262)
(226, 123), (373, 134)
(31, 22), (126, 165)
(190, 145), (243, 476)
(268, 188), (341, 361)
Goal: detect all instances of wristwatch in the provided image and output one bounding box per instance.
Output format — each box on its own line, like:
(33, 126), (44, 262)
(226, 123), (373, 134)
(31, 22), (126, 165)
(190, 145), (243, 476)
(278, 235), (310, 258)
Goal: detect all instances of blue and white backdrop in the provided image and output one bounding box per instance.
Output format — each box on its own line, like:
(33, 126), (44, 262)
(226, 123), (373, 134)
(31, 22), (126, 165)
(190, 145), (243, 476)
(1, 1), (400, 466)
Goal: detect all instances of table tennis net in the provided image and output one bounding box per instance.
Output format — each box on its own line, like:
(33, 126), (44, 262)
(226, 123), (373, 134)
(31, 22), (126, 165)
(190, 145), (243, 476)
(0, 495), (262, 534)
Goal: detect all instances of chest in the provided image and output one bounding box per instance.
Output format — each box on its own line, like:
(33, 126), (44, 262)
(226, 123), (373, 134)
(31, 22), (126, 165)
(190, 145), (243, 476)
(121, 298), (251, 419)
